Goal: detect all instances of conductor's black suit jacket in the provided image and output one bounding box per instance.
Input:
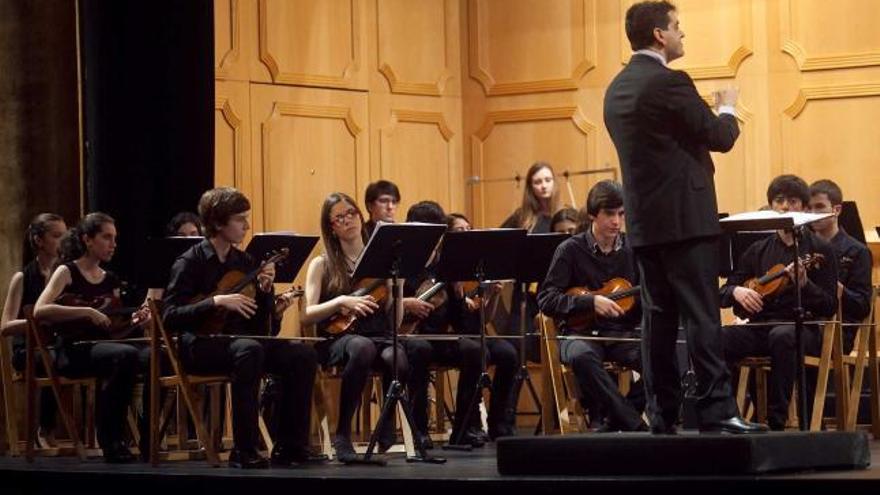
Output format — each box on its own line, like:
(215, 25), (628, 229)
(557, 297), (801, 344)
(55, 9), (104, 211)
(603, 54), (739, 248)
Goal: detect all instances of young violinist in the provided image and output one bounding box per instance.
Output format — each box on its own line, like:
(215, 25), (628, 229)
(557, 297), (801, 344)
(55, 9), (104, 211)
(808, 179), (872, 352)
(300, 192), (411, 462)
(32, 213), (143, 462)
(537, 180), (647, 432)
(162, 187), (320, 469)
(445, 212), (520, 440)
(720, 175), (837, 430)
(400, 201), (484, 447)
(1, 213), (67, 447)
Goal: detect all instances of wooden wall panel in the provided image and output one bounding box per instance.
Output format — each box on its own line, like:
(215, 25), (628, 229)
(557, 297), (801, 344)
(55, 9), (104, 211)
(249, 84), (369, 236)
(255, 0), (367, 89)
(376, 0), (457, 96)
(372, 95), (463, 217)
(469, 0), (596, 95)
(214, 80), (252, 191)
(782, 92), (880, 224)
(781, 0), (880, 71)
(470, 106), (598, 227)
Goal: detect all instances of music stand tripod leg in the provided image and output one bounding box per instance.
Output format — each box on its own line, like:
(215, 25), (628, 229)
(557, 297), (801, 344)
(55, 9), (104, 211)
(510, 282), (543, 435)
(361, 263), (446, 465)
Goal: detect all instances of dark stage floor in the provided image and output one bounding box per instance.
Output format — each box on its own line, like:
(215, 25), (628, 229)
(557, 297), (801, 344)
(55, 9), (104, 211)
(2, 435), (879, 495)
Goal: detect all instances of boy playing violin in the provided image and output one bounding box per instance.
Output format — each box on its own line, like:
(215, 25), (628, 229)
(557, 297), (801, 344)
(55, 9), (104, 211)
(720, 175), (837, 430)
(538, 180), (647, 432)
(163, 187), (320, 468)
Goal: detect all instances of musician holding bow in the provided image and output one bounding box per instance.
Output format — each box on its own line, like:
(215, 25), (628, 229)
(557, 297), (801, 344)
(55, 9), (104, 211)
(538, 180), (647, 432)
(720, 175), (838, 431)
(162, 187), (319, 469)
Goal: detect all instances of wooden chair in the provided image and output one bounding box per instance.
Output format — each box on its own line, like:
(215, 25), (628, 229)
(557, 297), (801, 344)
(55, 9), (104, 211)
(843, 286), (879, 434)
(19, 310), (96, 461)
(735, 318), (840, 430)
(146, 299), (231, 466)
(538, 314), (633, 435)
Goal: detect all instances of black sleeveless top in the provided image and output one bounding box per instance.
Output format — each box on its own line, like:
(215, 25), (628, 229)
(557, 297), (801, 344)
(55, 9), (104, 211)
(56, 261), (121, 344)
(12, 260), (49, 348)
(317, 255), (390, 338)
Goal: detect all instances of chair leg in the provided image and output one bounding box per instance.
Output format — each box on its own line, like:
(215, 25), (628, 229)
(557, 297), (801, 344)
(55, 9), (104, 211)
(736, 366), (750, 417)
(810, 330), (834, 431)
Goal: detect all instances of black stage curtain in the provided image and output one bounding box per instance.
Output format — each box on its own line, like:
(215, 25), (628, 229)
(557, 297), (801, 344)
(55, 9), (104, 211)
(79, 0), (214, 298)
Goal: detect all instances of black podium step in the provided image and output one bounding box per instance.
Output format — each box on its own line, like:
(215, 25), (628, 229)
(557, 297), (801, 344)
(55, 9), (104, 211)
(497, 431), (870, 475)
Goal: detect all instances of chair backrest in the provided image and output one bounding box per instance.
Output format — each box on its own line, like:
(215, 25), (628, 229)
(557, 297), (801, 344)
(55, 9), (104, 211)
(846, 286), (878, 356)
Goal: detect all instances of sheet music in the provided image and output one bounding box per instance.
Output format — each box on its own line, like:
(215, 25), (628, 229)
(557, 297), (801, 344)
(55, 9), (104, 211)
(721, 210), (832, 227)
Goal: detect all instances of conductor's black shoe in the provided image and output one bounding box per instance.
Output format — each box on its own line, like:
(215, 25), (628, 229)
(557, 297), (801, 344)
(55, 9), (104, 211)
(228, 449), (270, 469)
(699, 416), (769, 434)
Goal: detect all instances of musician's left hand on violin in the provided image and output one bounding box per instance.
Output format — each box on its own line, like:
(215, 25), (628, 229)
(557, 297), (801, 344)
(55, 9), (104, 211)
(257, 262), (276, 292)
(403, 297), (433, 319)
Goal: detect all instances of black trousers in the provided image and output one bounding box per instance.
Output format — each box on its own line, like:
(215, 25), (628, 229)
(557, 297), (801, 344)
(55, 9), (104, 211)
(180, 334), (317, 452)
(723, 323), (822, 428)
(559, 338), (645, 429)
(406, 337), (519, 436)
(55, 342), (140, 450)
(317, 334), (408, 445)
(635, 236), (738, 428)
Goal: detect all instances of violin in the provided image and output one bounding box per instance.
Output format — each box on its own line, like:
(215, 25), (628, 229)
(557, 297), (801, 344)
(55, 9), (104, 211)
(322, 278), (389, 336)
(564, 277), (640, 331)
(743, 253), (825, 299)
(54, 293), (148, 340)
(399, 279), (447, 335)
(192, 248), (290, 336)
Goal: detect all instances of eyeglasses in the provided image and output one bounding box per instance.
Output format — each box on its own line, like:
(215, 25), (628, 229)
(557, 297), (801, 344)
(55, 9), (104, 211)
(331, 208), (359, 226)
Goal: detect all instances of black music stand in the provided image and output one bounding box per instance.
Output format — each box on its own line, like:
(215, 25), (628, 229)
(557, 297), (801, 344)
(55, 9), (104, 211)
(838, 201), (866, 245)
(720, 211), (832, 431)
(513, 233), (569, 435)
(436, 228), (527, 447)
(246, 232), (319, 284)
(352, 222), (447, 464)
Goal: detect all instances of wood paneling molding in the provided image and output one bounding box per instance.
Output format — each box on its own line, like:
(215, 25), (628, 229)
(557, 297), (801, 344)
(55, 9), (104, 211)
(215, 95), (244, 187)
(215, 0), (241, 78)
(393, 109), (454, 141)
(784, 83), (880, 119)
(469, 0), (597, 96)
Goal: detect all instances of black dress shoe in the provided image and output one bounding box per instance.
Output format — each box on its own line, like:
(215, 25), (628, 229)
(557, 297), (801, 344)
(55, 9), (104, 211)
(332, 437), (360, 464)
(271, 445), (329, 467)
(700, 416), (770, 434)
(448, 429), (485, 447)
(228, 449), (270, 469)
(649, 419), (677, 435)
(103, 443), (136, 464)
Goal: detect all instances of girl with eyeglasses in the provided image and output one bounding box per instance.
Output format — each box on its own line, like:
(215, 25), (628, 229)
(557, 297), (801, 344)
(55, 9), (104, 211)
(301, 192), (411, 462)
